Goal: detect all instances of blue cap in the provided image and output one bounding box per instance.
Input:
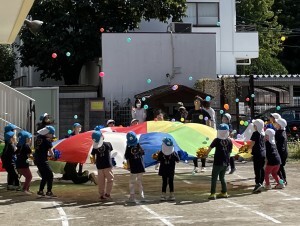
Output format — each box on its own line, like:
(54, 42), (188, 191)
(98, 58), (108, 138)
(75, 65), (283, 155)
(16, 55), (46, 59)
(162, 137), (173, 147)
(94, 125), (104, 131)
(218, 123), (229, 131)
(4, 124), (17, 133)
(46, 126), (55, 134)
(92, 131), (102, 143)
(73, 123), (81, 128)
(39, 113), (49, 121)
(17, 131), (32, 146)
(4, 131), (15, 141)
(126, 131), (138, 146)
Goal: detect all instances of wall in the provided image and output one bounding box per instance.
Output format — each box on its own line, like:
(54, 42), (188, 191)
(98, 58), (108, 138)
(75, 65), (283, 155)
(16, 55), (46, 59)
(102, 32), (216, 104)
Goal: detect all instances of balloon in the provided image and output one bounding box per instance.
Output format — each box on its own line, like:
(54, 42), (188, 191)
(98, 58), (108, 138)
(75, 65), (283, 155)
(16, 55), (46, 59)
(52, 53), (57, 59)
(216, 21), (221, 26)
(99, 72), (105, 77)
(100, 27), (105, 33)
(144, 105), (149, 110)
(235, 98), (239, 103)
(276, 106), (281, 110)
(127, 37), (132, 43)
(172, 85), (178, 91)
(147, 79), (151, 84)
(246, 97), (250, 102)
(180, 118), (184, 122)
(68, 129), (72, 135)
(240, 120), (244, 125)
(199, 115), (203, 120)
(171, 118), (175, 122)
(142, 97), (146, 101)
(224, 104), (229, 110)
(205, 96), (211, 102)
(189, 76), (193, 81)
(206, 137), (209, 141)
(220, 110), (224, 114)
(244, 121), (249, 126)
(293, 126), (297, 131)
(66, 52), (71, 57)
(281, 36), (286, 41)
(204, 117), (208, 121)
(251, 94), (255, 98)
(74, 115), (78, 119)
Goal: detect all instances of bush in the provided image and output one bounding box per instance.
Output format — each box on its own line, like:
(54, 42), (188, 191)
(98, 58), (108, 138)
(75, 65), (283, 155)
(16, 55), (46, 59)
(288, 141), (300, 159)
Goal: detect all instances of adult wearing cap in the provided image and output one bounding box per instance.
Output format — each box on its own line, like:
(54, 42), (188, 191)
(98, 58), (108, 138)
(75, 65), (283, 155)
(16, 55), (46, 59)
(186, 95), (211, 173)
(249, 119), (266, 193)
(207, 124), (232, 200)
(34, 126), (57, 198)
(157, 137), (180, 201)
(106, 119), (115, 127)
(1, 130), (20, 190)
(274, 118), (288, 185)
(16, 131), (33, 194)
(36, 113), (53, 131)
(125, 131), (145, 202)
(91, 131), (114, 201)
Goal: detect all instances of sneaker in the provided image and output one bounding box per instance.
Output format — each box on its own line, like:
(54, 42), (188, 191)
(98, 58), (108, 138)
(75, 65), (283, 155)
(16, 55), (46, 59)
(45, 191), (57, 199)
(7, 185), (15, 191)
(89, 173), (98, 185)
(82, 170), (89, 176)
(217, 192), (229, 198)
(208, 193), (216, 200)
(252, 184), (263, 193)
(23, 190), (33, 195)
(99, 195), (107, 201)
(229, 168), (236, 174)
(169, 192), (175, 201)
(265, 184), (272, 190)
(274, 183), (285, 189)
(155, 164), (159, 170)
(104, 193), (111, 199)
(200, 167), (206, 172)
(15, 186), (22, 191)
(193, 167), (199, 173)
(128, 195), (136, 203)
(37, 191), (45, 197)
(160, 193), (167, 201)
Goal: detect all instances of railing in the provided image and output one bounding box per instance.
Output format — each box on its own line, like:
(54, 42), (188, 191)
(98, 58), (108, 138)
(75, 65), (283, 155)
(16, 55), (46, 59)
(236, 25), (257, 32)
(0, 82), (35, 141)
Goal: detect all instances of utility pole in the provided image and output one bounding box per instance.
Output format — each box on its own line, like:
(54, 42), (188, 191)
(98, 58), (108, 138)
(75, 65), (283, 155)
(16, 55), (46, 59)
(235, 76), (240, 132)
(249, 74), (255, 119)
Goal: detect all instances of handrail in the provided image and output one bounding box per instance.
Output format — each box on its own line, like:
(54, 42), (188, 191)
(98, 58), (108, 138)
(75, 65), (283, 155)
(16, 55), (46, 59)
(0, 82), (35, 101)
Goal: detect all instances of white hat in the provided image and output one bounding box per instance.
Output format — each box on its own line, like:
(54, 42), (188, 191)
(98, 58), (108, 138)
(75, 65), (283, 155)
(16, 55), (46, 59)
(106, 119), (115, 126)
(224, 113), (231, 122)
(161, 137), (174, 155)
(252, 119), (265, 135)
(270, 113), (281, 120)
(265, 128), (276, 144)
(217, 123), (230, 140)
(275, 118), (287, 130)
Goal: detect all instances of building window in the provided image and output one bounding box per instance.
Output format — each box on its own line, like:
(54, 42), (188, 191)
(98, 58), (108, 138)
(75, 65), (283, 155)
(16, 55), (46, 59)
(183, 2), (219, 27)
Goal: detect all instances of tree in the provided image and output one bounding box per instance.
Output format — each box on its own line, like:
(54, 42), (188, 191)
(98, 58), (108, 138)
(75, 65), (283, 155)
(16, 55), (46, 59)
(236, 0), (288, 74)
(0, 45), (16, 82)
(18, 0), (186, 85)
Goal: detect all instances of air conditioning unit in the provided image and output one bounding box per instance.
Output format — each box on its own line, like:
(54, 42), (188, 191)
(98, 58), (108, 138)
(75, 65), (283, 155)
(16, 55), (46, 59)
(170, 22), (192, 33)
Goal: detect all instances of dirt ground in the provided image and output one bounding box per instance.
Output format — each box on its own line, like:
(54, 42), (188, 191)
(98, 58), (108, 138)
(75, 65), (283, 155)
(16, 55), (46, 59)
(1, 160), (300, 226)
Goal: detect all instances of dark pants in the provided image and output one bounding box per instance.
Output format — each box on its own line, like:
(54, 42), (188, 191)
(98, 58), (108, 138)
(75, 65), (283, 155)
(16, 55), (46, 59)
(5, 164), (20, 186)
(230, 157), (235, 170)
(162, 175), (174, 193)
(193, 158), (206, 168)
(36, 162), (53, 192)
(63, 163), (89, 184)
(278, 154), (287, 182)
(211, 165), (227, 194)
(253, 157), (265, 185)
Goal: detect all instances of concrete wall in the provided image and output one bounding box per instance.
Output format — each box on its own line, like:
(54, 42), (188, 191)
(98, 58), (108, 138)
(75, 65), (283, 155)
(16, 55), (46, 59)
(102, 33), (216, 104)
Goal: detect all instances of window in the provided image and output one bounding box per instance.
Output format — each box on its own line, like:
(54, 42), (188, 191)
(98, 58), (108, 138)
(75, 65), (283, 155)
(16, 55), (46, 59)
(183, 2), (219, 27)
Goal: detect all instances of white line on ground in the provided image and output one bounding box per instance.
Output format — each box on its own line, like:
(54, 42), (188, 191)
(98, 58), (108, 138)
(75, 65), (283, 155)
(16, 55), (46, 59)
(174, 175), (193, 184)
(141, 205), (175, 226)
(222, 199), (281, 224)
(52, 201), (69, 226)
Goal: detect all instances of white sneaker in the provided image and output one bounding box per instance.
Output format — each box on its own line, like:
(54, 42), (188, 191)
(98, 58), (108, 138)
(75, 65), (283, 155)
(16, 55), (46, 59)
(160, 193), (167, 201)
(265, 185), (272, 190)
(193, 167), (199, 173)
(274, 183), (285, 189)
(23, 190), (33, 195)
(169, 192), (175, 201)
(200, 167), (206, 172)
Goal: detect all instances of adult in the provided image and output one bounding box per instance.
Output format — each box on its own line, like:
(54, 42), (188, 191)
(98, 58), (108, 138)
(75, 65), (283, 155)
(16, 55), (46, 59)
(132, 99), (147, 123)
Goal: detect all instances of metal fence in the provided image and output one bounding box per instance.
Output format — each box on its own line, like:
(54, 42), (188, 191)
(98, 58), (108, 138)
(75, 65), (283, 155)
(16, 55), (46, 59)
(0, 82), (35, 141)
(105, 97), (132, 127)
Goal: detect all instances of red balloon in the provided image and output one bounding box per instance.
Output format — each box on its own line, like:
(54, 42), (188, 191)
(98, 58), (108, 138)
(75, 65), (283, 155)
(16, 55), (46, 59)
(293, 126), (298, 131)
(52, 53), (57, 59)
(99, 72), (105, 77)
(100, 28), (104, 33)
(246, 97), (250, 102)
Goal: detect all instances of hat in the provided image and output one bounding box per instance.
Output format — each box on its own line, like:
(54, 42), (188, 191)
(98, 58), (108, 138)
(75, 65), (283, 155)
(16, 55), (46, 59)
(4, 131), (15, 142)
(126, 131), (138, 146)
(92, 131), (104, 148)
(130, 118), (139, 124)
(17, 131), (32, 146)
(270, 113), (281, 120)
(4, 123), (17, 133)
(37, 125), (55, 135)
(224, 113), (232, 122)
(265, 128), (276, 144)
(73, 123), (81, 128)
(39, 113), (49, 121)
(275, 118), (287, 130)
(94, 125), (104, 131)
(106, 119), (115, 126)
(252, 119), (265, 135)
(217, 123), (230, 139)
(162, 137), (174, 155)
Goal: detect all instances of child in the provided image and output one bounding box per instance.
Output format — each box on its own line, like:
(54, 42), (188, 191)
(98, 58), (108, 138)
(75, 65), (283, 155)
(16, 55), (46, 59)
(222, 113), (236, 174)
(266, 113), (281, 130)
(202, 100), (216, 129)
(264, 129), (283, 189)
(34, 126), (57, 198)
(91, 131), (114, 201)
(1, 129), (20, 190)
(124, 131), (145, 202)
(249, 119), (266, 193)
(274, 118), (288, 185)
(207, 124), (232, 200)
(157, 137), (180, 201)
(16, 131), (33, 194)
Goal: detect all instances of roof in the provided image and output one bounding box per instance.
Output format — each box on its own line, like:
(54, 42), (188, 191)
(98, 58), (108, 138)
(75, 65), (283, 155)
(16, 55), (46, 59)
(217, 74), (300, 79)
(134, 85), (212, 99)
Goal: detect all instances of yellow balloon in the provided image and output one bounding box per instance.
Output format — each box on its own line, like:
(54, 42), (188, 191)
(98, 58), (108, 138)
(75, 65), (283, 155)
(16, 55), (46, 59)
(180, 117), (184, 122)
(281, 36), (286, 41)
(240, 120), (244, 125)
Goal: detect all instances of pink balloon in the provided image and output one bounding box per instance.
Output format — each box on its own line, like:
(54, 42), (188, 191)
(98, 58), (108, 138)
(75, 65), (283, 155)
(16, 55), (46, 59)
(99, 72), (105, 77)
(52, 53), (57, 59)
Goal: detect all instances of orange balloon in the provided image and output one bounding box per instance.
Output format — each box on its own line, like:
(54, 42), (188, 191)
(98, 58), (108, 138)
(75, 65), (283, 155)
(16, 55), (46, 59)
(224, 104), (229, 110)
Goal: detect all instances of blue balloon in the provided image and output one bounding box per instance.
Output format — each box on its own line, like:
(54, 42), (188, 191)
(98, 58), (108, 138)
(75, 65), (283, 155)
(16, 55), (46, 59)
(205, 96), (211, 102)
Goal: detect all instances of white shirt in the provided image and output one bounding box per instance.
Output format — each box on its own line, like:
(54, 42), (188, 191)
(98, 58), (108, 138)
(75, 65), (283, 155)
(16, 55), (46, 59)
(205, 107), (216, 129)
